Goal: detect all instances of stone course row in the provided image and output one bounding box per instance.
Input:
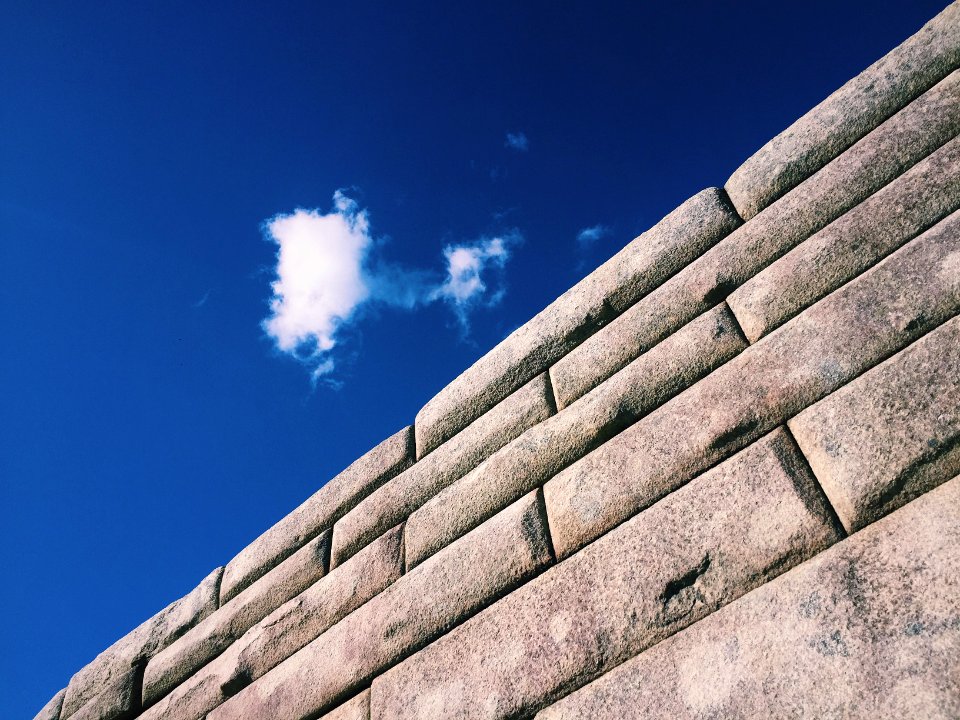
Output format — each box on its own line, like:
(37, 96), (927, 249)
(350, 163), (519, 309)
(138, 526), (402, 720)
(552, 68), (960, 406)
(724, 1), (960, 219)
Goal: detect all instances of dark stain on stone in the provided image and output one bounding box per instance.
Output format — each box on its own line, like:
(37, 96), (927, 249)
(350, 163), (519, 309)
(811, 630), (849, 657)
(221, 667), (253, 697)
(661, 553), (711, 604)
(904, 313), (927, 335)
(703, 277), (739, 306)
(709, 418), (761, 453)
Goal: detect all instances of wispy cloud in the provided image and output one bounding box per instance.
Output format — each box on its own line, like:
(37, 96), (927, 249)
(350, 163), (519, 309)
(262, 191), (521, 382)
(432, 232), (521, 331)
(504, 131), (529, 152)
(576, 224), (609, 249)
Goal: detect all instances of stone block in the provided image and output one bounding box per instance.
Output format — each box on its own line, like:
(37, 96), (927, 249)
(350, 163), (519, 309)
(544, 210), (960, 559)
(370, 429), (841, 720)
(208, 490), (554, 720)
(331, 373), (553, 568)
(33, 689), (65, 720)
(61, 566), (222, 719)
(414, 188), (740, 457)
(729, 134), (960, 341)
(142, 530), (330, 705)
(553, 70), (960, 403)
(220, 425), (412, 603)
(725, 2), (960, 219)
(536, 476), (960, 720)
(790, 314), (960, 532)
(138, 527), (401, 720)
(404, 303), (746, 569)
(68, 664), (140, 720)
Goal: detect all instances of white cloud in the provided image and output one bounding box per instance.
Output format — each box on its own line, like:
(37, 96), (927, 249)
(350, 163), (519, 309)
(432, 232), (519, 312)
(576, 224), (609, 248)
(504, 132), (529, 152)
(263, 191), (521, 381)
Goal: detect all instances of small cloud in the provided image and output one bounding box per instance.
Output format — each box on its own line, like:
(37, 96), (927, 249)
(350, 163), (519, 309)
(193, 290), (212, 308)
(432, 232), (522, 331)
(576, 224), (609, 249)
(263, 191), (522, 382)
(504, 132), (529, 152)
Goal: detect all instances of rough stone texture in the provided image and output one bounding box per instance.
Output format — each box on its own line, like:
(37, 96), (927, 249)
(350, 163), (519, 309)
(69, 664), (140, 720)
(220, 425), (412, 603)
(209, 491), (554, 720)
(405, 303), (747, 569)
(331, 373), (553, 568)
(321, 691), (370, 720)
(552, 71), (960, 403)
(33, 689), (65, 720)
(729, 134), (960, 342)
(545, 211), (960, 559)
(725, 2), (960, 219)
(790, 314), (960, 533)
(138, 527), (402, 720)
(142, 530), (330, 705)
(537, 476), (960, 720)
(370, 429), (841, 720)
(413, 188), (741, 457)
(62, 566), (222, 719)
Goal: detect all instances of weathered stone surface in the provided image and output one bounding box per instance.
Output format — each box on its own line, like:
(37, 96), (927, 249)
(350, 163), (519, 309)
(405, 303), (747, 569)
(209, 490), (554, 720)
(331, 373), (553, 568)
(544, 211), (960, 559)
(370, 429), (841, 720)
(414, 188), (741, 457)
(220, 425), (412, 603)
(553, 71), (960, 403)
(790, 315), (960, 533)
(726, 2), (960, 219)
(33, 688), (65, 720)
(537, 476), (960, 720)
(138, 527), (402, 720)
(143, 530), (330, 705)
(729, 134), (960, 342)
(69, 664), (140, 720)
(322, 691), (370, 720)
(61, 566), (222, 719)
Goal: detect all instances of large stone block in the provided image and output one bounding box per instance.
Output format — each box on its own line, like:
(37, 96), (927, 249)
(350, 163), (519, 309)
(413, 188), (740, 457)
(404, 303), (746, 569)
(68, 664), (140, 720)
(790, 314), (960, 532)
(537, 476), (960, 720)
(208, 490), (554, 720)
(729, 134), (960, 342)
(220, 425), (412, 603)
(725, 2), (960, 219)
(142, 530), (330, 705)
(545, 210), (960, 560)
(552, 71), (960, 403)
(61, 566), (222, 719)
(370, 429), (841, 720)
(138, 527), (401, 720)
(331, 373), (553, 568)
(33, 689), (65, 720)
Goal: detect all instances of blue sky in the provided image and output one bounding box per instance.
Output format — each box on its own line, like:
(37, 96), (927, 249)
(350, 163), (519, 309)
(0, 1), (946, 715)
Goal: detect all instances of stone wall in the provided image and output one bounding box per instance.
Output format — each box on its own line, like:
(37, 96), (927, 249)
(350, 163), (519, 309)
(35, 4), (960, 718)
